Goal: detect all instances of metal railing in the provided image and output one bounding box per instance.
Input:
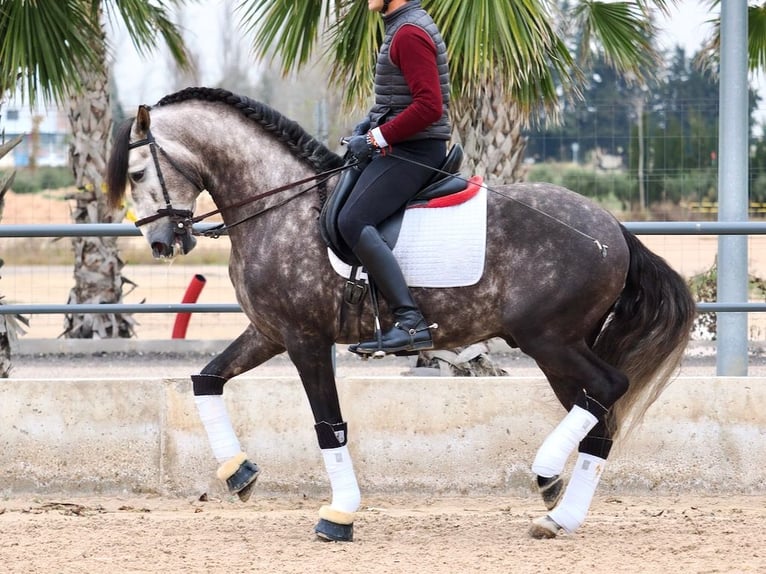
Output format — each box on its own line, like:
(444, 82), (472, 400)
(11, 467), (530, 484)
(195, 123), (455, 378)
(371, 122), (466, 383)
(0, 221), (765, 315)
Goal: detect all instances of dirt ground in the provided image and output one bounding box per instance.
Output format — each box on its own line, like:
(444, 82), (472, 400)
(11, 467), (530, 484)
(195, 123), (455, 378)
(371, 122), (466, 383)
(3, 192), (766, 572)
(3, 348), (766, 574)
(0, 493), (764, 574)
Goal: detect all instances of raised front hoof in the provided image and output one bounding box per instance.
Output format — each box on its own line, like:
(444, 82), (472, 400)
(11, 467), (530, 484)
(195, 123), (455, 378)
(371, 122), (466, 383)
(216, 454), (260, 502)
(528, 515), (561, 539)
(315, 518), (354, 542)
(537, 474), (564, 510)
(235, 473), (259, 502)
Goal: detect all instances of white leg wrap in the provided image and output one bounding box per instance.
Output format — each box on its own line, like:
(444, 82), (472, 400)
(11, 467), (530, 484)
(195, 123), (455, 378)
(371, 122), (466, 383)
(321, 445), (361, 514)
(548, 452), (605, 533)
(532, 405), (598, 477)
(194, 395), (242, 463)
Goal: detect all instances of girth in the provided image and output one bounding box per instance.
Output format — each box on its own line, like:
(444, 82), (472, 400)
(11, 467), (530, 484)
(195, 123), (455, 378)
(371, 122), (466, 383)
(319, 143), (465, 266)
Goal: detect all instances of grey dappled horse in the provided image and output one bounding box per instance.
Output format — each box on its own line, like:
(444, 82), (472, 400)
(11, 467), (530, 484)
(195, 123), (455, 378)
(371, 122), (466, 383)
(106, 87), (695, 540)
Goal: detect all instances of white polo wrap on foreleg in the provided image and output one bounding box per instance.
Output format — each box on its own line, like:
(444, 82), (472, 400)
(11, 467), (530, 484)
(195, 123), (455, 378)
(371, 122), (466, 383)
(321, 445), (361, 516)
(532, 405), (598, 477)
(547, 452), (606, 533)
(194, 395), (242, 463)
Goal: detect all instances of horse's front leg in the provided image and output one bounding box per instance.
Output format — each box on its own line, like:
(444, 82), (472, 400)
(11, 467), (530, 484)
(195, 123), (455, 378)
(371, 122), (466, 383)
(191, 324), (284, 502)
(286, 337), (361, 542)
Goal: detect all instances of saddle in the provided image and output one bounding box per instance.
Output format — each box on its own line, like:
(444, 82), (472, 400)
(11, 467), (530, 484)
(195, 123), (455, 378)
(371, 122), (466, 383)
(319, 144), (466, 266)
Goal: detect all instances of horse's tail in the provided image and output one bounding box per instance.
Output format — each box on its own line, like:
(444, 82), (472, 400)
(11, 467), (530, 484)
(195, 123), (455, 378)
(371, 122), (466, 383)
(593, 224), (697, 439)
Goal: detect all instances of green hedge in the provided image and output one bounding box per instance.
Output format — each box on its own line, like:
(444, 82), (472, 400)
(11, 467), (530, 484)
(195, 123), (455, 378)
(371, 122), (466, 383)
(525, 164), (724, 208)
(9, 167), (74, 194)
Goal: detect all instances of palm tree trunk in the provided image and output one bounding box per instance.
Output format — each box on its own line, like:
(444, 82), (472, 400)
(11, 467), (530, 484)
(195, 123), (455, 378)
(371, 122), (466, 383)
(417, 81), (527, 375)
(452, 79), (528, 185)
(0, 135), (28, 376)
(62, 18), (136, 339)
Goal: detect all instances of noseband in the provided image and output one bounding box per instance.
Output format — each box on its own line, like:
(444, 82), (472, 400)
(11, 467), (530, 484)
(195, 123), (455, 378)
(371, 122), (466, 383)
(128, 129), (203, 237)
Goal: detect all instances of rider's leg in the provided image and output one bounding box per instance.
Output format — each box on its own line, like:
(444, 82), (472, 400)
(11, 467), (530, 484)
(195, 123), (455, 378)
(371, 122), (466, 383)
(350, 225), (433, 354)
(337, 140), (445, 355)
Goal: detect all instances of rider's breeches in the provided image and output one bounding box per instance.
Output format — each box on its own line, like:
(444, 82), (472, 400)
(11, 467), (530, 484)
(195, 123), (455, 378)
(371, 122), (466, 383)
(337, 138), (446, 249)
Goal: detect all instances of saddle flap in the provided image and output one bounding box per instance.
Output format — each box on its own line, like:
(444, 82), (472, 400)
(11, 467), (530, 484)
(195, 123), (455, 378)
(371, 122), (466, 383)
(319, 143), (467, 266)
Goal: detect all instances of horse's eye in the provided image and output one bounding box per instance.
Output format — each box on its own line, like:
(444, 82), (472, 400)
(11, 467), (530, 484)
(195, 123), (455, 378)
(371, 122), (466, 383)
(129, 170), (145, 183)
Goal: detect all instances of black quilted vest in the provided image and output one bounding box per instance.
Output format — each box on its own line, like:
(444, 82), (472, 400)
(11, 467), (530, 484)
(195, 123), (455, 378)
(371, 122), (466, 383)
(369, 1), (451, 141)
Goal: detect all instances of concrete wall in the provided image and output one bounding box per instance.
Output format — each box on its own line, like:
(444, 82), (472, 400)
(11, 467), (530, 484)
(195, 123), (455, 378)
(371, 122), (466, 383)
(1, 376), (764, 498)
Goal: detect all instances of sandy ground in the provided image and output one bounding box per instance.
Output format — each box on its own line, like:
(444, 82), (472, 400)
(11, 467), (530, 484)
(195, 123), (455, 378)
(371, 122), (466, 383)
(0, 493), (764, 573)
(3, 192), (766, 572)
(3, 348), (766, 574)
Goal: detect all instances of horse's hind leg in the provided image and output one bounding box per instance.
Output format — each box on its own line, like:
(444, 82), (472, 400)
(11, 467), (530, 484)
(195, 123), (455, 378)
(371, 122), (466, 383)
(285, 337), (361, 542)
(192, 324), (284, 502)
(524, 342), (628, 538)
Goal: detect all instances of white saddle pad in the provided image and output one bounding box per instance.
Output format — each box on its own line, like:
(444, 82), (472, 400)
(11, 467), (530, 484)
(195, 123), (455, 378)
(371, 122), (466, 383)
(328, 185), (487, 288)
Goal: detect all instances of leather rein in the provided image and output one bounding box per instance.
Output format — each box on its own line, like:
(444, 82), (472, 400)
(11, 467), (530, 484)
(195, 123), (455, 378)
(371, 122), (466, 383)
(128, 130), (353, 239)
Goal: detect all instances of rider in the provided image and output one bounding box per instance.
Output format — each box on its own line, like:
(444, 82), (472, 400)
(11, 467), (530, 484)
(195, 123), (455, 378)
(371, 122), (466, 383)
(339, 0), (451, 356)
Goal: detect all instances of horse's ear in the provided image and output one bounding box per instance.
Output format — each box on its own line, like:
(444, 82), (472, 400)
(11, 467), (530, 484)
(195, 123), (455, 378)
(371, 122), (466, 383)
(136, 105), (151, 135)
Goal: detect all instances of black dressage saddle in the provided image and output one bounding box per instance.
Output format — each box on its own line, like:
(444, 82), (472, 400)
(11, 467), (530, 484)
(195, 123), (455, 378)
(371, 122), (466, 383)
(319, 143), (466, 266)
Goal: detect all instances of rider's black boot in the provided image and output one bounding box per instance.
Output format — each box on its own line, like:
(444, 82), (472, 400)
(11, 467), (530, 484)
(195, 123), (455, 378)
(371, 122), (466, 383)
(349, 226), (434, 356)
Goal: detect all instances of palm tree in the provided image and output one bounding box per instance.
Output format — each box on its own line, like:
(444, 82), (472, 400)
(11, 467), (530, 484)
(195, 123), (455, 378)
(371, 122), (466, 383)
(1, 0), (191, 339)
(0, 135), (28, 377)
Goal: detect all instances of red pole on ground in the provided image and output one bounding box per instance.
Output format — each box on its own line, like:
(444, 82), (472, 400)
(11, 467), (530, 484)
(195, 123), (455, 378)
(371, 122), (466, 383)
(172, 274), (207, 339)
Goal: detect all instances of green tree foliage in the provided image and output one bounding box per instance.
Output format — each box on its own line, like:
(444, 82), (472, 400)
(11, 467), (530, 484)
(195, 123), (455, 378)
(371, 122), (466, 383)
(526, 44), (766, 210)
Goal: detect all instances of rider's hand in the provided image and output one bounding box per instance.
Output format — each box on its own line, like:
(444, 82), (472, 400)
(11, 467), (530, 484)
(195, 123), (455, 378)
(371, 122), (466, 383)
(351, 118), (371, 136)
(346, 134), (375, 161)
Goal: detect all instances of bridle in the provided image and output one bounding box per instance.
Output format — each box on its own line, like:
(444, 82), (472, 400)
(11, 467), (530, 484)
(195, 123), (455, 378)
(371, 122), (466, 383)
(127, 128), (354, 239)
(128, 129), (202, 239)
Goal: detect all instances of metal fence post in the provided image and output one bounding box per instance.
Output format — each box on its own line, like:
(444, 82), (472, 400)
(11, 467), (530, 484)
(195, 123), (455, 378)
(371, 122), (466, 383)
(717, 0), (749, 376)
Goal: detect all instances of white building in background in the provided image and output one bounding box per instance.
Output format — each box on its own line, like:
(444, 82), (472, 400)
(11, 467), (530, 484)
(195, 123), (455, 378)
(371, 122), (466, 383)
(0, 96), (69, 169)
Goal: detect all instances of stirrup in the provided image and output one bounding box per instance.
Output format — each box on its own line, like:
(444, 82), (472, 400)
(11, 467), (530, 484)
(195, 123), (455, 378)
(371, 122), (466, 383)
(350, 321), (437, 358)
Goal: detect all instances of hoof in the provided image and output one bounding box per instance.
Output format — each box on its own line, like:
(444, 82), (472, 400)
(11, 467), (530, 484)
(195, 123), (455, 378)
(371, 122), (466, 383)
(235, 472), (259, 502)
(528, 515), (561, 539)
(537, 475), (564, 510)
(315, 518), (354, 542)
(216, 453), (260, 502)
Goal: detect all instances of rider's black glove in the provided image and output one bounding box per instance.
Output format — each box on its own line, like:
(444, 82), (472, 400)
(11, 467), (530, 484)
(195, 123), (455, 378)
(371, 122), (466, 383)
(351, 118), (371, 136)
(346, 134), (375, 161)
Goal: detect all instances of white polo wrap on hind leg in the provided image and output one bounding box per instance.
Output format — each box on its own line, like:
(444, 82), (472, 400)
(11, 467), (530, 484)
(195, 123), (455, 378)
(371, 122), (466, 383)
(547, 452), (606, 533)
(194, 395), (242, 463)
(321, 445), (361, 515)
(532, 405), (598, 477)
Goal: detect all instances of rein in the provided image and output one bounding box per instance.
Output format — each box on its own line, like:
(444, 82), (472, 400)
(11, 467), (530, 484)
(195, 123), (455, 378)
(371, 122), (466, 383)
(128, 129), (354, 238)
(192, 162), (351, 238)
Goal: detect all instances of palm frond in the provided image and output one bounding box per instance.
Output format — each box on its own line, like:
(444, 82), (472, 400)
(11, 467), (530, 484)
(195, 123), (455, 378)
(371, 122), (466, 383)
(573, 1), (660, 83)
(103, 0), (191, 69)
(238, 0), (334, 71)
(426, 0), (576, 115)
(0, 0), (100, 104)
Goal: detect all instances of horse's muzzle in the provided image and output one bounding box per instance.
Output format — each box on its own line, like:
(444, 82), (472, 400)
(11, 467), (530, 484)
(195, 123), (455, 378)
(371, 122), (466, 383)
(147, 226), (197, 259)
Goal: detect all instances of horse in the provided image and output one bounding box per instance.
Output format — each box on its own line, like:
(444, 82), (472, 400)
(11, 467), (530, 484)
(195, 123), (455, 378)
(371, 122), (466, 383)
(106, 87), (696, 541)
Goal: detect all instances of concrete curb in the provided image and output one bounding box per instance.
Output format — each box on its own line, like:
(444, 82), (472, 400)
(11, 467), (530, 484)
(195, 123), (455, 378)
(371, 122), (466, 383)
(1, 376), (764, 498)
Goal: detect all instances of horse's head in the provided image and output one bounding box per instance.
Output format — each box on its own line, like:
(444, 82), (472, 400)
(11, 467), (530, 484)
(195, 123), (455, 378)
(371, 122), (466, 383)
(107, 105), (202, 258)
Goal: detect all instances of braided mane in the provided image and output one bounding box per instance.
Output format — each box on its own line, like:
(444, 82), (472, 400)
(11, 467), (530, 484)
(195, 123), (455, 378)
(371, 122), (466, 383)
(155, 87), (344, 173)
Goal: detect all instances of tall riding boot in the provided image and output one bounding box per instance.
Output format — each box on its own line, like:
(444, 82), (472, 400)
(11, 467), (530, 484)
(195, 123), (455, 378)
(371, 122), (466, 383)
(349, 225), (434, 356)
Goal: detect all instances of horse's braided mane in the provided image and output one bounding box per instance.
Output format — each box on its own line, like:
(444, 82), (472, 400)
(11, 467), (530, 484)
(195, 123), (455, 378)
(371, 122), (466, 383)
(155, 87), (345, 173)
